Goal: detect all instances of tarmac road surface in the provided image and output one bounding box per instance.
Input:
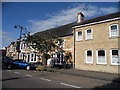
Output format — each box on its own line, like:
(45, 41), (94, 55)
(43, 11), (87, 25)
(2, 69), (114, 89)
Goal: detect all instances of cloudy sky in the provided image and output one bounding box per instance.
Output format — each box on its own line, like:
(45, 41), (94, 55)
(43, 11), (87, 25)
(2, 2), (119, 48)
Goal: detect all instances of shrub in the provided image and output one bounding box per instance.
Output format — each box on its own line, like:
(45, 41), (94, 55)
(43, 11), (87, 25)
(36, 65), (45, 71)
(47, 68), (56, 72)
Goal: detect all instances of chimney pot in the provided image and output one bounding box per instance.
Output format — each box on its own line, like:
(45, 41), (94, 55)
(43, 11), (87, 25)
(77, 12), (84, 23)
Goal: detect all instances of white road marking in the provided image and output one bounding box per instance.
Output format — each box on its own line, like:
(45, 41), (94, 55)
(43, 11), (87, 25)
(7, 70), (11, 72)
(60, 83), (81, 88)
(25, 74), (32, 77)
(40, 78), (51, 82)
(14, 72), (20, 74)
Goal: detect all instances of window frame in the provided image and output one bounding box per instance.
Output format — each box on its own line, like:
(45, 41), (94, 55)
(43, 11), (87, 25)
(76, 30), (83, 41)
(85, 29), (93, 40)
(20, 42), (25, 50)
(29, 53), (37, 62)
(110, 49), (120, 65)
(19, 53), (24, 60)
(96, 49), (107, 65)
(85, 50), (93, 64)
(109, 24), (119, 38)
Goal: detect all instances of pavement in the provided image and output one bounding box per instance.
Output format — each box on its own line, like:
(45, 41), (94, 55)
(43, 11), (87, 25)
(54, 68), (120, 82)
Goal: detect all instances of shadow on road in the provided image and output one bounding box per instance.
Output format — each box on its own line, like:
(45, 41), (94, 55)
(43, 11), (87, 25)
(94, 77), (120, 89)
(2, 78), (20, 81)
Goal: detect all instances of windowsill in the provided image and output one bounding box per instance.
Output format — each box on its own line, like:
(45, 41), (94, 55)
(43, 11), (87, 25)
(85, 39), (93, 41)
(96, 63), (107, 65)
(109, 36), (119, 39)
(76, 40), (83, 42)
(86, 62), (93, 64)
(110, 64), (120, 66)
(29, 61), (37, 62)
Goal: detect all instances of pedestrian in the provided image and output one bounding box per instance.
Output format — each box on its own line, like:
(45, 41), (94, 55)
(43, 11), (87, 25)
(50, 58), (55, 68)
(64, 56), (69, 69)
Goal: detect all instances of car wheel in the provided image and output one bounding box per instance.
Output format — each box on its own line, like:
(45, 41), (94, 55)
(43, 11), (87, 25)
(26, 65), (30, 70)
(7, 64), (12, 70)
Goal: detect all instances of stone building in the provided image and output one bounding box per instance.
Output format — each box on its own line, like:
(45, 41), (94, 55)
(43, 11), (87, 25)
(6, 41), (19, 60)
(6, 11), (120, 74)
(0, 49), (6, 60)
(32, 22), (76, 65)
(73, 12), (120, 73)
(5, 22), (75, 65)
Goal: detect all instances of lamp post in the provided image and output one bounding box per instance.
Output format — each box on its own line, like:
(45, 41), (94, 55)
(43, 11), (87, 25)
(14, 25), (27, 60)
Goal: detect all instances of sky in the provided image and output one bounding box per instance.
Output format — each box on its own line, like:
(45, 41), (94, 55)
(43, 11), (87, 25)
(1, 2), (119, 48)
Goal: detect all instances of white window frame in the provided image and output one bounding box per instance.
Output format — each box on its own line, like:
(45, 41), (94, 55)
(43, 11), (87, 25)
(96, 49), (107, 64)
(85, 50), (93, 64)
(20, 43), (22, 50)
(20, 42), (25, 50)
(19, 53), (24, 60)
(85, 29), (93, 40)
(109, 24), (119, 38)
(76, 30), (83, 41)
(29, 53), (37, 62)
(63, 40), (66, 48)
(110, 49), (120, 65)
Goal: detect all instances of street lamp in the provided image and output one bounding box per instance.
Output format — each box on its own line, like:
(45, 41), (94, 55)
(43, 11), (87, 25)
(14, 25), (27, 60)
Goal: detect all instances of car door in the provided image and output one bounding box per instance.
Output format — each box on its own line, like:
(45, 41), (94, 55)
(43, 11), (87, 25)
(14, 61), (28, 68)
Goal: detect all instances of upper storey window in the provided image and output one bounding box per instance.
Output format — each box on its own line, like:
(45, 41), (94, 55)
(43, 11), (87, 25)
(86, 29), (93, 40)
(76, 30), (83, 41)
(109, 24), (119, 37)
(20, 42), (26, 50)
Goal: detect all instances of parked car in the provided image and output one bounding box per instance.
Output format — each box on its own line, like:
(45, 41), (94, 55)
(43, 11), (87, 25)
(2, 59), (36, 70)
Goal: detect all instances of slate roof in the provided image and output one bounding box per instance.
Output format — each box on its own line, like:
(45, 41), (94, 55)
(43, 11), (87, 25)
(74, 12), (120, 26)
(34, 22), (76, 37)
(34, 12), (120, 37)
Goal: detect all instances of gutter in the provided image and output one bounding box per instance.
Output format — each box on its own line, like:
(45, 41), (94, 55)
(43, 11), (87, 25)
(72, 17), (120, 29)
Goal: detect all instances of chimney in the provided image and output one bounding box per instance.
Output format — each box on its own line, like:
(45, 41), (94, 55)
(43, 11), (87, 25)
(77, 12), (84, 23)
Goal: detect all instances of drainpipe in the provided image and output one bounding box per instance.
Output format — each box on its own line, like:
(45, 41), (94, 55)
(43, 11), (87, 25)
(73, 27), (76, 69)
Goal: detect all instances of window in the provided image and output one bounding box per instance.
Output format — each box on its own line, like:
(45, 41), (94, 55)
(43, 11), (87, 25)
(109, 24), (119, 37)
(30, 53), (37, 62)
(59, 40), (65, 48)
(86, 29), (93, 40)
(31, 54), (34, 61)
(76, 30), (82, 41)
(63, 40), (66, 48)
(97, 50), (106, 64)
(111, 49), (120, 65)
(86, 50), (93, 64)
(7, 48), (9, 52)
(19, 53), (24, 60)
(20, 42), (25, 50)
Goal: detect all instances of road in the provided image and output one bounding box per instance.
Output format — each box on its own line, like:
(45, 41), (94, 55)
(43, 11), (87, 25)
(2, 68), (113, 89)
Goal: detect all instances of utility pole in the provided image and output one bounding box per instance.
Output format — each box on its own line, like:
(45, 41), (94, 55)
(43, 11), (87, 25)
(14, 25), (27, 41)
(14, 25), (27, 60)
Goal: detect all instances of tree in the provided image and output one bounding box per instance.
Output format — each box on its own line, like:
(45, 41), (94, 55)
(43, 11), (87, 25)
(24, 31), (64, 69)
